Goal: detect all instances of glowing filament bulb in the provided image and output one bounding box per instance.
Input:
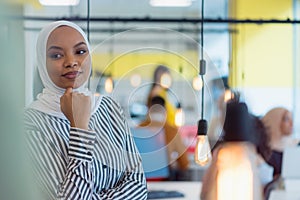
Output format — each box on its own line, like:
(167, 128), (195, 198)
(160, 73), (172, 89)
(194, 135), (212, 166)
(175, 106), (185, 127)
(192, 76), (203, 91)
(224, 89), (234, 102)
(105, 76), (114, 93)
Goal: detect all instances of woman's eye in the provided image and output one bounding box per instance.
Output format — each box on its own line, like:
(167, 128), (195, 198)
(49, 53), (62, 59)
(77, 49), (87, 55)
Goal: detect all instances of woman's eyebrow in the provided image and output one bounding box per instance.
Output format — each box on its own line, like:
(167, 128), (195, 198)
(47, 42), (87, 52)
(74, 41), (87, 48)
(47, 46), (62, 52)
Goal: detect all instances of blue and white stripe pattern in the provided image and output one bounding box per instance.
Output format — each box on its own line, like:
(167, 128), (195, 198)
(25, 95), (147, 199)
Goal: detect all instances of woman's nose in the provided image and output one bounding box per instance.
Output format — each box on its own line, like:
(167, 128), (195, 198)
(64, 54), (78, 68)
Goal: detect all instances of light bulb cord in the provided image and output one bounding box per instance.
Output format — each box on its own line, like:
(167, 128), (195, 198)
(197, 0), (207, 136)
(87, 0), (90, 42)
(201, 74), (204, 119)
(201, 0), (204, 60)
(87, 0), (91, 89)
(200, 0), (205, 120)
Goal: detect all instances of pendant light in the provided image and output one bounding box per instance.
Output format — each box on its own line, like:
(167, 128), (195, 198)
(194, 0), (212, 166)
(130, 74), (142, 87)
(104, 74), (114, 94)
(192, 75), (203, 91)
(175, 103), (185, 127)
(160, 72), (172, 89)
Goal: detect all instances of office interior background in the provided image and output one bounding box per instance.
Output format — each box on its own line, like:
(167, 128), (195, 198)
(1, 0), (300, 198)
(7, 0), (300, 136)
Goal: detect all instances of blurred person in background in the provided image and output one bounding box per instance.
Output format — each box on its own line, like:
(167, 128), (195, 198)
(251, 115), (274, 187)
(201, 102), (268, 200)
(146, 65), (178, 127)
(262, 107), (300, 177)
(139, 96), (189, 180)
(208, 89), (240, 146)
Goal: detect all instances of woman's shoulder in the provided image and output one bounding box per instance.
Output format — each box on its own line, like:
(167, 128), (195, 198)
(94, 95), (126, 119)
(24, 108), (60, 125)
(24, 108), (49, 130)
(98, 95), (122, 110)
(24, 107), (45, 119)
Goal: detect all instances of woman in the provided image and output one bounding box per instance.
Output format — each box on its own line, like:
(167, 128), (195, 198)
(146, 65), (177, 127)
(24, 21), (147, 199)
(201, 102), (271, 200)
(262, 107), (299, 176)
(139, 96), (189, 180)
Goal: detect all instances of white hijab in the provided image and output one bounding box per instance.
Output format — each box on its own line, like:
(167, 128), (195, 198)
(29, 21), (101, 120)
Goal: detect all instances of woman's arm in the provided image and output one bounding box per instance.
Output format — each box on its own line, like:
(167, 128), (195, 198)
(26, 120), (99, 199)
(26, 93), (147, 199)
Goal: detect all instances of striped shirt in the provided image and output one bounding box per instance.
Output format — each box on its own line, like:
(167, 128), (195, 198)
(24, 96), (148, 200)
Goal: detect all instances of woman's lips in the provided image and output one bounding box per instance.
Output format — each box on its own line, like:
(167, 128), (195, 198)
(62, 71), (82, 79)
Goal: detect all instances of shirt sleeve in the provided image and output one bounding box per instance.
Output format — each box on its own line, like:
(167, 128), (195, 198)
(58, 127), (96, 199)
(26, 125), (98, 199)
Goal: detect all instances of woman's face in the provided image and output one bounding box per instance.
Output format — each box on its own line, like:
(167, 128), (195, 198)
(280, 111), (293, 136)
(46, 26), (91, 89)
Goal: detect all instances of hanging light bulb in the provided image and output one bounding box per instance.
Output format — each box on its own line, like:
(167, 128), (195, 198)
(160, 73), (172, 89)
(104, 75), (114, 93)
(224, 89), (234, 102)
(194, 0), (212, 167)
(192, 75), (203, 91)
(130, 74), (142, 87)
(194, 119), (212, 166)
(175, 103), (185, 127)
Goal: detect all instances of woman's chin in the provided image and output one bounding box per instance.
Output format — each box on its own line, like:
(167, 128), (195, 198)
(63, 81), (85, 89)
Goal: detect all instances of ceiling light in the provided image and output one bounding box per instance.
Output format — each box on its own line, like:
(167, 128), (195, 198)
(160, 73), (172, 89)
(150, 0), (192, 7)
(130, 74), (142, 87)
(192, 76), (203, 91)
(39, 0), (80, 6)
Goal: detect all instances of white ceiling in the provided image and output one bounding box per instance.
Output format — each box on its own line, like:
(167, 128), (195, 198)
(25, 0), (228, 18)
(24, 0), (230, 48)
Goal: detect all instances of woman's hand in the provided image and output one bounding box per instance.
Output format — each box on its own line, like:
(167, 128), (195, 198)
(60, 87), (91, 130)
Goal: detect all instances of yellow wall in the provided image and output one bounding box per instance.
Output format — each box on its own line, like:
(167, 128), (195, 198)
(91, 51), (199, 80)
(229, 0), (293, 87)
